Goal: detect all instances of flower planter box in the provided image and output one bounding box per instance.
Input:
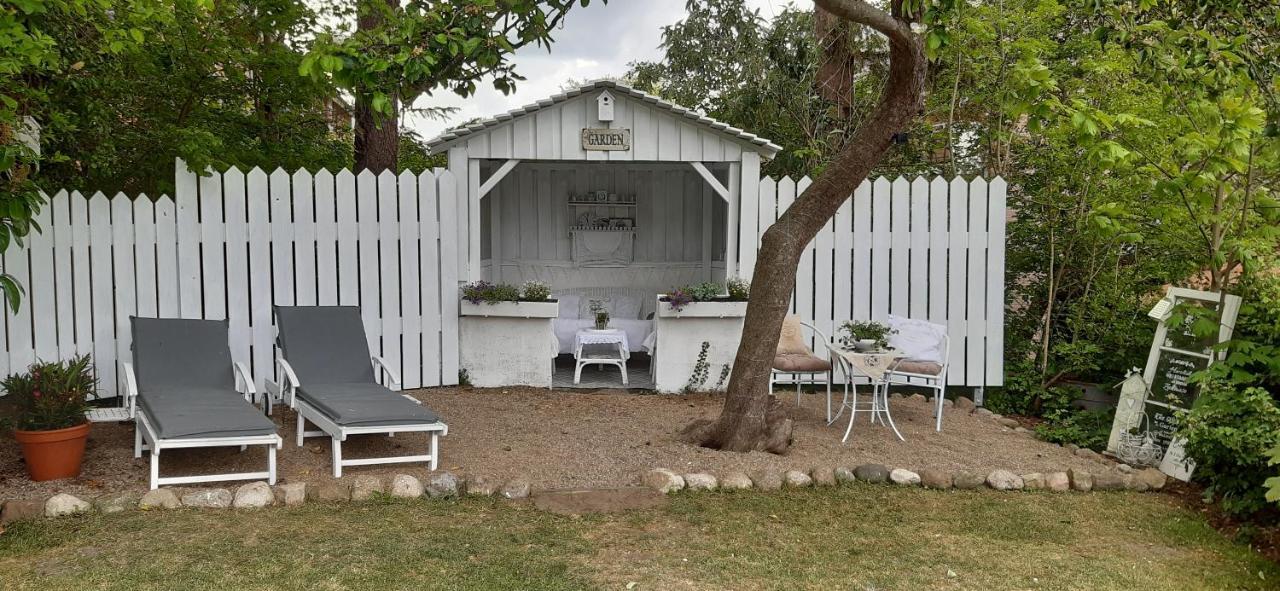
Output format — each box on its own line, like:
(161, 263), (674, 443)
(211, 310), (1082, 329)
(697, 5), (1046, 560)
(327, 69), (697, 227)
(460, 300), (557, 388)
(460, 300), (559, 319)
(652, 297), (747, 393)
(655, 299), (748, 318)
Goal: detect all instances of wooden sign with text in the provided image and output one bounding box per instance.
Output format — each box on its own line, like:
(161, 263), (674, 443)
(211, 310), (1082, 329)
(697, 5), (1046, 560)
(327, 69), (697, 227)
(581, 128), (631, 151)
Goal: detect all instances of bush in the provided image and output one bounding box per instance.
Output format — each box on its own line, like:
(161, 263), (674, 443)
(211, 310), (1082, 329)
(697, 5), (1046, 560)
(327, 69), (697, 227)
(985, 361), (1078, 418)
(1034, 408), (1113, 451)
(1179, 379), (1280, 516)
(726, 277), (750, 301)
(2, 355), (95, 431)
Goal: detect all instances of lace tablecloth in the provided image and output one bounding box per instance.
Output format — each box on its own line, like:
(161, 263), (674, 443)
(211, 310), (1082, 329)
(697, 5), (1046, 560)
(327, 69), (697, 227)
(574, 329), (630, 360)
(830, 348), (904, 381)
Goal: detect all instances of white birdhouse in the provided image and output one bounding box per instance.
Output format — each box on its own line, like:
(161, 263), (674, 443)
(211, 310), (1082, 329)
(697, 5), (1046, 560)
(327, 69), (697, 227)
(596, 90), (615, 122)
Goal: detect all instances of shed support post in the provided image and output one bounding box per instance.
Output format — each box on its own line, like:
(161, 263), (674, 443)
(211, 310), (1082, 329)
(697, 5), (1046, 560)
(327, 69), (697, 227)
(726, 161), (741, 281)
(447, 147), (469, 282)
(468, 159), (481, 281)
(738, 152), (761, 281)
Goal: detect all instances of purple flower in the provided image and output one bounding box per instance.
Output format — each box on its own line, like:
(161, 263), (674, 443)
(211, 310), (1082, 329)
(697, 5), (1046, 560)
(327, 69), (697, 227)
(665, 288), (693, 312)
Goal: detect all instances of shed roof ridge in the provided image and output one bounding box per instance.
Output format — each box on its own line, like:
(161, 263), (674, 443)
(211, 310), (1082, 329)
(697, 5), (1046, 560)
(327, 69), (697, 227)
(424, 78), (781, 154)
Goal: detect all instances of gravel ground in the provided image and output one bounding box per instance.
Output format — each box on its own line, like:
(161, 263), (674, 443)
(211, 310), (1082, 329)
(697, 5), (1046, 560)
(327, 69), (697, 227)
(0, 387), (1113, 500)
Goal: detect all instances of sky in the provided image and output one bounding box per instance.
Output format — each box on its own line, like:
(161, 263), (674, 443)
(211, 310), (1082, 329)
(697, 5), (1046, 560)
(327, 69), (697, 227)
(403, 0), (785, 142)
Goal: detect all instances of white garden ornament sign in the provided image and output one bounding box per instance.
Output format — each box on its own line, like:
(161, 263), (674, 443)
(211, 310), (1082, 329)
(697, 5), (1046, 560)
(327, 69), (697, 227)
(1107, 287), (1242, 481)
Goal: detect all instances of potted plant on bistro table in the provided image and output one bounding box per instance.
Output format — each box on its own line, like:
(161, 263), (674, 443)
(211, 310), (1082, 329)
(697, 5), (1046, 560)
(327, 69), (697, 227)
(4, 355), (96, 481)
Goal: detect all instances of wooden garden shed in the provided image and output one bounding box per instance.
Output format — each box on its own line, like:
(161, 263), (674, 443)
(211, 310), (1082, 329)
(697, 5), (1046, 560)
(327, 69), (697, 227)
(426, 79), (781, 292)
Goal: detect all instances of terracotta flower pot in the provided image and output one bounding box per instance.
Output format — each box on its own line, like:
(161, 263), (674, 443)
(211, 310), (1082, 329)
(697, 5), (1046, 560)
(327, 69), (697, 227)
(13, 422), (91, 481)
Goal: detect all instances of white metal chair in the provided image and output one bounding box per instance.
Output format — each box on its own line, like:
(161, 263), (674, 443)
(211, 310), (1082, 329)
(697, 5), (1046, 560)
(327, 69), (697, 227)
(882, 326), (951, 432)
(770, 317), (842, 422)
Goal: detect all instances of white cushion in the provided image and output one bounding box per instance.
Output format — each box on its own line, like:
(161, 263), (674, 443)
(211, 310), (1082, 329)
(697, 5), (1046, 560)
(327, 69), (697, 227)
(886, 314), (947, 364)
(613, 295), (641, 320)
(556, 294), (581, 319)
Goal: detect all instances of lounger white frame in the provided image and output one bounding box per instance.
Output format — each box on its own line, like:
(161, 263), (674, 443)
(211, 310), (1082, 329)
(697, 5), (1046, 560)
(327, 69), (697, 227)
(269, 356), (448, 478)
(124, 361), (282, 490)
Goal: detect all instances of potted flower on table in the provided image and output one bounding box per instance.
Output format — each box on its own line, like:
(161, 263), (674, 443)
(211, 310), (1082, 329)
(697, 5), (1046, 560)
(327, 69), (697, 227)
(4, 355), (96, 481)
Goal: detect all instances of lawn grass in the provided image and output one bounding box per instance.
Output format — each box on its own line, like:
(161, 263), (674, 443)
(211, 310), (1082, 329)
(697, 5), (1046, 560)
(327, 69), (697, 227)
(1, 485), (1275, 590)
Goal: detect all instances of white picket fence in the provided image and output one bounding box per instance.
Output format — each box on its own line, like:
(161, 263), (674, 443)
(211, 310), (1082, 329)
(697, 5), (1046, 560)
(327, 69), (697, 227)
(741, 176), (1007, 387)
(1, 160), (461, 399)
(2, 164), (1005, 397)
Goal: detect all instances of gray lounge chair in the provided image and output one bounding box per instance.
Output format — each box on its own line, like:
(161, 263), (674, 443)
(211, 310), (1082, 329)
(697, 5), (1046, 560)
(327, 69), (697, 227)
(271, 306), (447, 477)
(125, 317), (282, 490)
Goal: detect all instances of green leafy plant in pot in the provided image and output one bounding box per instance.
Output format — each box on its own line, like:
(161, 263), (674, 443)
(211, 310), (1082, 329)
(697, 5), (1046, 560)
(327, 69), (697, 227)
(839, 321), (896, 351)
(3, 355), (96, 481)
(589, 299), (610, 330)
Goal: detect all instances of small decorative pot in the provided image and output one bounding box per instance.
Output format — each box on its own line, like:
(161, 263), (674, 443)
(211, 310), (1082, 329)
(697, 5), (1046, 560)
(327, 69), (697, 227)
(14, 422), (92, 481)
(594, 312), (610, 330)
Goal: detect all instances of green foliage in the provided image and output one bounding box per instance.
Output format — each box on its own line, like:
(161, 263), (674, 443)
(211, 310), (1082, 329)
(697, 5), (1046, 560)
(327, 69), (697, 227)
(838, 320), (895, 350)
(687, 282), (723, 302)
(303, 1), (599, 122)
(684, 341), (711, 393)
(1179, 380), (1280, 516)
(460, 281), (520, 305)
(1035, 408), (1113, 452)
(1, 0), (165, 311)
(2, 355), (95, 431)
(1266, 443), (1280, 506)
(628, 2), (833, 177)
(35, 1), (353, 195)
(985, 361), (1081, 417)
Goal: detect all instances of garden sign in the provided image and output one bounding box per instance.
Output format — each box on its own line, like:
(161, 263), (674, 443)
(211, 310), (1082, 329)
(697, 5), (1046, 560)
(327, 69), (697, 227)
(1107, 287), (1242, 481)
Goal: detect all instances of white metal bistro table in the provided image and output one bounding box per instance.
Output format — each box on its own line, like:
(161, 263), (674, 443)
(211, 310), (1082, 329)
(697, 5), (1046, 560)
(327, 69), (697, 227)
(574, 328), (630, 385)
(826, 343), (906, 443)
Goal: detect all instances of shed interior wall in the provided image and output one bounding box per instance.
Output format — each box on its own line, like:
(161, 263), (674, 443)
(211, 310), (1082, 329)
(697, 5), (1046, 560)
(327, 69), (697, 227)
(479, 161), (727, 292)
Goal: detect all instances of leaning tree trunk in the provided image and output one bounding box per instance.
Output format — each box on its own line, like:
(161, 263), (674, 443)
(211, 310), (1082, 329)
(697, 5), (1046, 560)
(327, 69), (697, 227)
(694, 0), (927, 453)
(353, 0), (400, 173)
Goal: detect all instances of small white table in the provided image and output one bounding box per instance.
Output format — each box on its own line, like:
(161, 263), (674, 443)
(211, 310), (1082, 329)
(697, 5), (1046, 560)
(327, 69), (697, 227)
(574, 328), (630, 385)
(826, 344), (906, 443)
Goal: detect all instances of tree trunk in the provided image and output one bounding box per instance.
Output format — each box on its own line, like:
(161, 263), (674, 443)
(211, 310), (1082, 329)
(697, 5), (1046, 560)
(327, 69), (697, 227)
(354, 96), (399, 173)
(697, 0), (927, 453)
(353, 0), (399, 173)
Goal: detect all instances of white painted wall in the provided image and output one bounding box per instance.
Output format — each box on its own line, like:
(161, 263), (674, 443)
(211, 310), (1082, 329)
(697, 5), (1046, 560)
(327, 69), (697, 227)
(480, 161), (728, 293)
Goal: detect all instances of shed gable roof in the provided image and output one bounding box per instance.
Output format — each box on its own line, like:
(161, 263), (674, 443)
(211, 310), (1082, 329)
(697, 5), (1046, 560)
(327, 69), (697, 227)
(425, 79), (781, 156)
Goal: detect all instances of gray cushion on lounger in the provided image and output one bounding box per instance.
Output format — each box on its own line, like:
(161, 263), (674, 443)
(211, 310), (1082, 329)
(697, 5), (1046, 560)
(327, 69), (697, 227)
(273, 306), (377, 385)
(275, 306), (445, 427)
(139, 388), (277, 439)
(130, 317), (275, 439)
(298, 383), (441, 427)
(132, 317), (236, 390)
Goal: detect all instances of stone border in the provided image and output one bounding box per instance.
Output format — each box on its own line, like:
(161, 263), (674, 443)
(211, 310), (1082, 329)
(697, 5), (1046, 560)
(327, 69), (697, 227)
(0, 472), (532, 525)
(641, 462), (1167, 495)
